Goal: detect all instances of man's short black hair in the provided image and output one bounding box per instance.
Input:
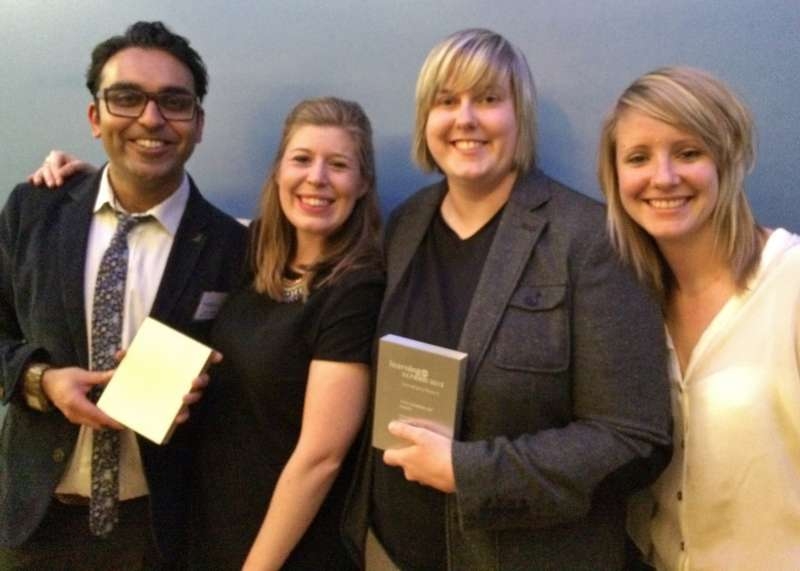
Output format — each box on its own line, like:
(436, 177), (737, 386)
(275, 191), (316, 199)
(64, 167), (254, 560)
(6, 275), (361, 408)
(86, 21), (208, 100)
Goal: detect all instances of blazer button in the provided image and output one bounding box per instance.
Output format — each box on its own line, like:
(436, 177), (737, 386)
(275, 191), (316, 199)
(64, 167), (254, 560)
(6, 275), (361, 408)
(52, 448), (66, 463)
(524, 292), (541, 306)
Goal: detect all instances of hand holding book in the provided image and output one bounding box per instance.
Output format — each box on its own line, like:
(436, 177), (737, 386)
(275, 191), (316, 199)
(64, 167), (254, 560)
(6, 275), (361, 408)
(372, 334), (467, 450)
(173, 350), (220, 425)
(108, 345), (220, 427)
(382, 420), (457, 493)
(97, 317), (217, 444)
(373, 334), (466, 493)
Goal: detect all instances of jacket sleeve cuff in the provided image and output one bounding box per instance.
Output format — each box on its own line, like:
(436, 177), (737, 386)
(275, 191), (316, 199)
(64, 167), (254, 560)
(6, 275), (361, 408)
(452, 438), (537, 531)
(1, 343), (48, 405)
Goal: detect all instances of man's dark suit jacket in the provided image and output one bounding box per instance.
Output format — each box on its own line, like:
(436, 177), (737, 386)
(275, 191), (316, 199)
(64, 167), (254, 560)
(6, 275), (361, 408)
(0, 170), (248, 564)
(343, 169), (672, 570)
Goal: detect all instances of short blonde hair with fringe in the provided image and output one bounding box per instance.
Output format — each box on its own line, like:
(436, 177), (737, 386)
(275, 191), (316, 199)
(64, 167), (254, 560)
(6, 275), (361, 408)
(412, 28), (537, 174)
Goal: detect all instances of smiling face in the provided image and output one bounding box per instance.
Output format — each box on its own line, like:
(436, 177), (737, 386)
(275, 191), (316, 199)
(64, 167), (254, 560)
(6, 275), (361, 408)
(89, 47), (204, 209)
(424, 77), (518, 193)
(615, 109), (720, 249)
(277, 125), (365, 261)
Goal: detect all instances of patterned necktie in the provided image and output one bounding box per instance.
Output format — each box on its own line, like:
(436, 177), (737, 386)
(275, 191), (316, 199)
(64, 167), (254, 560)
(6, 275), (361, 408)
(89, 211), (145, 537)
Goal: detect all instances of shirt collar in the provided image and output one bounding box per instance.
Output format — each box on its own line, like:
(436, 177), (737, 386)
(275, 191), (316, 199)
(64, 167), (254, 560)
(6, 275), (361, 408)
(93, 165), (190, 236)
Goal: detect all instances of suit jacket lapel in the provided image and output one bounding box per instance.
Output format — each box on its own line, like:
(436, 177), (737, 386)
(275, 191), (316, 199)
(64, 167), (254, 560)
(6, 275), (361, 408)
(151, 180), (209, 321)
(58, 172), (102, 367)
(458, 170), (552, 390)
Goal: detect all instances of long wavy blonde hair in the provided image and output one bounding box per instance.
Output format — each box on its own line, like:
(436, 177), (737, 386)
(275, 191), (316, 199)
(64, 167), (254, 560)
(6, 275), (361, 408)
(252, 97), (382, 300)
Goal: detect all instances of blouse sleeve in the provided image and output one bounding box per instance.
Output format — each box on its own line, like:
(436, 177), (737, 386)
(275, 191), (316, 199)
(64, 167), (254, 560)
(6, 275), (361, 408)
(312, 268), (385, 365)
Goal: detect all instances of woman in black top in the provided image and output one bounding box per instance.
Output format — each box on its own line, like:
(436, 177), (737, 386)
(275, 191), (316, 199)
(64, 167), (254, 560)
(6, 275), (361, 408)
(189, 97), (384, 570)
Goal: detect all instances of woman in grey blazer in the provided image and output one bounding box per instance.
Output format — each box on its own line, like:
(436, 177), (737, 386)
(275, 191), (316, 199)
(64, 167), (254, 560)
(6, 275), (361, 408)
(343, 29), (672, 570)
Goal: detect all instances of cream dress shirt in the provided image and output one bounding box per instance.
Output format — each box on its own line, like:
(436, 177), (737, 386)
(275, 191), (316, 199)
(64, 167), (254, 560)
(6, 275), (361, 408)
(55, 166), (189, 500)
(629, 228), (800, 570)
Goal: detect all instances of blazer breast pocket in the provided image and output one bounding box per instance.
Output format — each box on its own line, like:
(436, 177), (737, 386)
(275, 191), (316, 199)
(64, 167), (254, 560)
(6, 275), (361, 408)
(493, 285), (569, 373)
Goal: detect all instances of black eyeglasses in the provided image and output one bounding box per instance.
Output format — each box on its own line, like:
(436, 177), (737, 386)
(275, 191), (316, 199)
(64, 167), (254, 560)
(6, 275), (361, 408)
(97, 87), (200, 121)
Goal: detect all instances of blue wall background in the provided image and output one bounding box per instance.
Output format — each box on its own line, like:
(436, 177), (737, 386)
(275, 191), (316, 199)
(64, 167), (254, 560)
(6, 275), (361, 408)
(1, 0), (798, 226)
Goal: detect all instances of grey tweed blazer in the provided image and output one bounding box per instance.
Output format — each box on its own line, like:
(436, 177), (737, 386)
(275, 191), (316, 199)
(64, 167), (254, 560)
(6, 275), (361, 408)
(344, 169), (671, 571)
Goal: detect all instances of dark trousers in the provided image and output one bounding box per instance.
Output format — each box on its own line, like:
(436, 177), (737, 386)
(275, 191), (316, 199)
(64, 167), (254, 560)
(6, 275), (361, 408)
(0, 496), (161, 571)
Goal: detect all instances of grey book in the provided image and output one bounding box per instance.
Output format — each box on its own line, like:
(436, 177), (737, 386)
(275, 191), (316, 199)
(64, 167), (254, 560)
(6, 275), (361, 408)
(372, 334), (468, 450)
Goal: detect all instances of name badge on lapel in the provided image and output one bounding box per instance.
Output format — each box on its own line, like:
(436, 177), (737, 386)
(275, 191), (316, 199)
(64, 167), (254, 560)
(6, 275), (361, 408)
(193, 291), (228, 321)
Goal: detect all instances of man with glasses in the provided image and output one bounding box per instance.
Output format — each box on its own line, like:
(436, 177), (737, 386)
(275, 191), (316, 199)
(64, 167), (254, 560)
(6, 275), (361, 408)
(0, 21), (247, 569)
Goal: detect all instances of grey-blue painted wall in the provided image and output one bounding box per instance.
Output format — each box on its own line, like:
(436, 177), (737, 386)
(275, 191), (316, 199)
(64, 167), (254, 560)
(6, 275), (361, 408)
(2, 0), (798, 227)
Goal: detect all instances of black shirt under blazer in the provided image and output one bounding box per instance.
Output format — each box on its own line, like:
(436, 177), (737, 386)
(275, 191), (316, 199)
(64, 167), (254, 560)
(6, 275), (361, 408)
(0, 170), (247, 564)
(343, 169), (672, 570)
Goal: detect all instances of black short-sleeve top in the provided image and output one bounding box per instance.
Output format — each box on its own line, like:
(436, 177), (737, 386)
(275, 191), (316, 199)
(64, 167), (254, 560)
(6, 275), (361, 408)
(191, 266), (385, 570)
